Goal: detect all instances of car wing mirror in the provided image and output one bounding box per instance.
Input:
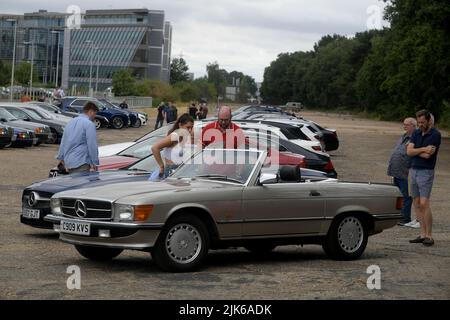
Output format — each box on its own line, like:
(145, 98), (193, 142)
(258, 173), (278, 185)
(0, 118), (7, 122)
(24, 117), (31, 121)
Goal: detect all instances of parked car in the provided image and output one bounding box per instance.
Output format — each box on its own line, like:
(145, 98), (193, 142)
(0, 124), (13, 148)
(232, 105), (297, 117)
(0, 105), (65, 144)
(22, 151), (327, 230)
(28, 101), (109, 129)
(45, 148), (402, 272)
(235, 114), (339, 152)
(98, 99), (147, 127)
(0, 107), (50, 145)
(25, 102), (72, 123)
(61, 97), (131, 129)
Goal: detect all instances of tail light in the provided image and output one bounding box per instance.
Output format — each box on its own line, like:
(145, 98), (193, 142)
(396, 197), (403, 210)
(312, 146), (322, 151)
(300, 157), (307, 168)
(324, 159), (334, 171)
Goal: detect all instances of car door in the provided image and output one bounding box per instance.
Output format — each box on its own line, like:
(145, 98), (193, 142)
(242, 181), (325, 237)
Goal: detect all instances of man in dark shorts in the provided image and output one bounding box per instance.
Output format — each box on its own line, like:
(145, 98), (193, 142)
(407, 109), (441, 246)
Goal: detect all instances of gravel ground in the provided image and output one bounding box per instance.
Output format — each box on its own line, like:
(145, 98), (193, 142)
(0, 111), (449, 300)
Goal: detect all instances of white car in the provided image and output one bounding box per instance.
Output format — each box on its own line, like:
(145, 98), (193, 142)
(98, 125), (170, 157)
(22, 103), (72, 124)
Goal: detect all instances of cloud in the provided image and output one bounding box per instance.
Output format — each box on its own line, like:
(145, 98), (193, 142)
(1, 0), (389, 81)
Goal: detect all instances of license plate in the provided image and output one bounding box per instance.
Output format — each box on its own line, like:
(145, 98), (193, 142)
(11, 135), (17, 141)
(61, 220), (90, 236)
(33, 138), (38, 144)
(22, 208), (40, 219)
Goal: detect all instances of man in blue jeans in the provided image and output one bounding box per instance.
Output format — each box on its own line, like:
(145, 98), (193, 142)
(407, 109), (441, 247)
(387, 117), (417, 226)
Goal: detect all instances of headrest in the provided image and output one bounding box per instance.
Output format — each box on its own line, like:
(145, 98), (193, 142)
(279, 165), (301, 182)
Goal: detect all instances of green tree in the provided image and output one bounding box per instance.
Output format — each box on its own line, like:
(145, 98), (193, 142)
(15, 61), (38, 86)
(206, 62), (227, 97)
(0, 61), (11, 86)
(112, 69), (136, 96)
(170, 57), (190, 85)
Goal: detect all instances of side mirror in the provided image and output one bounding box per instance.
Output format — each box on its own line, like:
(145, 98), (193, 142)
(258, 173), (278, 185)
(24, 117), (31, 121)
(0, 118), (7, 122)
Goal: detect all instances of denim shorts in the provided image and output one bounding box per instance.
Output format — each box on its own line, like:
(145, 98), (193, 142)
(410, 168), (435, 198)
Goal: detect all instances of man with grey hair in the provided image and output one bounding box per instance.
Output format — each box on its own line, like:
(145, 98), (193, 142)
(387, 117), (417, 226)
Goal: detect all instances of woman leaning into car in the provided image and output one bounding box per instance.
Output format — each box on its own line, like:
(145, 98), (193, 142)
(150, 113), (196, 181)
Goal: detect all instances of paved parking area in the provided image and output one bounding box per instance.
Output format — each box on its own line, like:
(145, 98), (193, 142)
(0, 111), (449, 299)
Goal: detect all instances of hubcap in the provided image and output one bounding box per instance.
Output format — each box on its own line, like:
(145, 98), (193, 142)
(94, 119), (101, 129)
(165, 223), (202, 264)
(113, 118), (123, 128)
(337, 217), (364, 253)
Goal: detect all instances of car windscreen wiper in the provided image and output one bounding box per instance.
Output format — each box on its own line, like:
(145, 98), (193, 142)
(195, 174), (243, 184)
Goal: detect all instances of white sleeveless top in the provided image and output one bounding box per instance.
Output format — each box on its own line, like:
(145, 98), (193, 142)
(162, 132), (197, 165)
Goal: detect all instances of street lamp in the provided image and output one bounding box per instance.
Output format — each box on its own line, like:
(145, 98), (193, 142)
(85, 40), (94, 97)
(6, 18), (17, 101)
(23, 39), (35, 100)
(51, 30), (61, 88)
(94, 46), (100, 95)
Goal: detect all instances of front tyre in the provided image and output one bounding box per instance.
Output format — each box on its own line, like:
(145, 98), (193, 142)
(94, 118), (102, 129)
(111, 116), (124, 129)
(132, 118), (141, 128)
(75, 245), (123, 261)
(322, 215), (368, 260)
(151, 214), (209, 272)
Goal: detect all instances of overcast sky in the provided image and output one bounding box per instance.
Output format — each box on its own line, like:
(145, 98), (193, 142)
(1, 0), (389, 82)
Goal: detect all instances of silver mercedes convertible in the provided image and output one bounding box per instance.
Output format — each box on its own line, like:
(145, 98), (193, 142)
(45, 149), (402, 272)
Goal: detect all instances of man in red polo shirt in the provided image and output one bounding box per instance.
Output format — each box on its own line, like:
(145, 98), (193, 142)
(201, 106), (245, 149)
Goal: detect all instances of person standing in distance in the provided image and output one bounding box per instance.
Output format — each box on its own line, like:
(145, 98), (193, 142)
(56, 102), (100, 174)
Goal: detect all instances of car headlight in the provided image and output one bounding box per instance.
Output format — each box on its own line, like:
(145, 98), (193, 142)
(50, 198), (62, 215)
(115, 204), (134, 221)
(35, 127), (43, 134)
(114, 204), (154, 221)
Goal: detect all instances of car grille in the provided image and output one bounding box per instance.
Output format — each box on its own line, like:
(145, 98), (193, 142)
(60, 198), (113, 220)
(22, 190), (53, 209)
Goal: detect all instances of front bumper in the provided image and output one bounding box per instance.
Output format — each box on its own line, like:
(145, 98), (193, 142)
(45, 214), (163, 250)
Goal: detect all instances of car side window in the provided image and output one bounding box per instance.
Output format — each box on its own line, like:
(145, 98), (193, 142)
(71, 99), (87, 106)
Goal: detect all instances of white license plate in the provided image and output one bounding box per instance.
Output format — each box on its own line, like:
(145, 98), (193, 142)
(22, 208), (40, 219)
(61, 220), (90, 236)
(33, 138), (38, 144)
(11, 135), (17, 141)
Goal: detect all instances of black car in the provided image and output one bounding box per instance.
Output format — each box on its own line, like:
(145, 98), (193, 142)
(0, 124), (13, 148)
(1, 105), (65, 144)
(0, 107), (50, 145)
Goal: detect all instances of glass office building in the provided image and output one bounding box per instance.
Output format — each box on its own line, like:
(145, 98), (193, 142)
(0, 8), (172, 91)
(0, 11), (65, 86)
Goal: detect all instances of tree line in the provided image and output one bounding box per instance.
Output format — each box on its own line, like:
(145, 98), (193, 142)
(112, 58), (257, 106)
(260, 0), (450, 128)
